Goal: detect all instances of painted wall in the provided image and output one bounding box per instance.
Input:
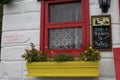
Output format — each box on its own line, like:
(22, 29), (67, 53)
(0, 0), (119, 80)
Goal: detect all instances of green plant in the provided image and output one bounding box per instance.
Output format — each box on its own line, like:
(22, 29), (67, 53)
(53, 52), (74, 62)
(22, 43), (101, 62)
(80, 45), (101, 61)
(0, 0), (12, 4)
(21, 43), (48, 62)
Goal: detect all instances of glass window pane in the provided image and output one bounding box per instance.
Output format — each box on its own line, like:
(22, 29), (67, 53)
(49, 2), (82, 22)
(49, 28), (82, 49)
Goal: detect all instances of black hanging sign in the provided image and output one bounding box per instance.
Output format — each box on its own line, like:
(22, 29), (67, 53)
(91, 15), (112, 51)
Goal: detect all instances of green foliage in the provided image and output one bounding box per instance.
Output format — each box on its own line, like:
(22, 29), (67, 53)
(80, 45), (101, 61)
(0, 0), (12, 4)
(21, 43), (48, 62)
(22, 43), (101, 62)
(53, 53), (74, 62)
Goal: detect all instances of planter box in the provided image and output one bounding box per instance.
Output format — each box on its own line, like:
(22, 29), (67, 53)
(26, 61), (99, 77)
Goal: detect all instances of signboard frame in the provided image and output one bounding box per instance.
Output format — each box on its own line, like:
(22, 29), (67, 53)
(91, 15), (112, 51)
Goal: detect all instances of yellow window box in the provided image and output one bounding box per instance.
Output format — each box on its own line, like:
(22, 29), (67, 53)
(26, 61), (99, 77)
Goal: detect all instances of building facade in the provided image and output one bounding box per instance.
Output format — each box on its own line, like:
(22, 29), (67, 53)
(0, 0), (120, 80)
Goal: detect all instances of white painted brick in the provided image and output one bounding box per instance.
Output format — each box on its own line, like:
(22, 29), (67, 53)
(24, 0), (40, 12)
(23, 61), (27, 78)
(0, 63), (4, 79)
(89, 0), (99, 6)
(98, 77), (116, 80)
(2, 30), (40, 47)
(1, 46), (39, 61)
(2, 61), (23, 78)
(0, 79), (7, 80)
(100, 52), (113, 58)
(4, 1), (24, 14)
(99, 59), (115, 77)
(108, 0), (119, 23)
(2, 13), (40, 31)
(90, 7), (101, 16)
(90, 0), (101, 16)
(0, 78), (23, 80)
(90, 0), (119, 23)
(2, 14), (26, 31)
(112, 24), (120, 44)
(24, 13), (40, 30)
(113, 45), (120, 48)
(24, 77), (45, 80)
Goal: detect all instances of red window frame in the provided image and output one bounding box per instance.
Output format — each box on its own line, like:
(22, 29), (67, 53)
(40, 0), (90, 57)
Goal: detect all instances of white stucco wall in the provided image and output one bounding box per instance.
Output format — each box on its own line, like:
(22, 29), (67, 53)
(0, 0), (120, 80)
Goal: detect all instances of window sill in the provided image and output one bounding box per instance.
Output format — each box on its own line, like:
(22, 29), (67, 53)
(26, 61), (99, 77)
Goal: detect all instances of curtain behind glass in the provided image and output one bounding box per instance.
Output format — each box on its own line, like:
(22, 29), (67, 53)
(49, 28), (82, 49)
(50, 2), (82, 22)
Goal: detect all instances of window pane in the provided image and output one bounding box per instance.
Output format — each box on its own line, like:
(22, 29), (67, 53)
(49, 28), (82, 49)
(49, 2), (82, 22)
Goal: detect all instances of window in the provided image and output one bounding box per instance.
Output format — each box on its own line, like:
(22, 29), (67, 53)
(40, 0), (90, 56)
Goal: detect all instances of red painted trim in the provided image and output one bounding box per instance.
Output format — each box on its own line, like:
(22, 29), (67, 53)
(45, 24), (86, 57)
(40, 1), (45, 50)
(113, 48), (120, 80)
(85, 0), (90, 47)
(40, 0), (90, 56)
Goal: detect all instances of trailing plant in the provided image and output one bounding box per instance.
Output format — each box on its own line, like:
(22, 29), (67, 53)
(53, 53), (74, 62)
(21, 43), (48, 62)
(80, 45), (101, 61)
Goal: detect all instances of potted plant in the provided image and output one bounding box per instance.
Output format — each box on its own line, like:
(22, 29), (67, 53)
(0, 0), (12, 4)
(22, 43), (101, 77)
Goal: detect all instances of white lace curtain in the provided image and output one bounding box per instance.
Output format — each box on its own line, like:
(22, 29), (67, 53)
(49, 28), (82, 49)
(49, 2), (82, 49)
